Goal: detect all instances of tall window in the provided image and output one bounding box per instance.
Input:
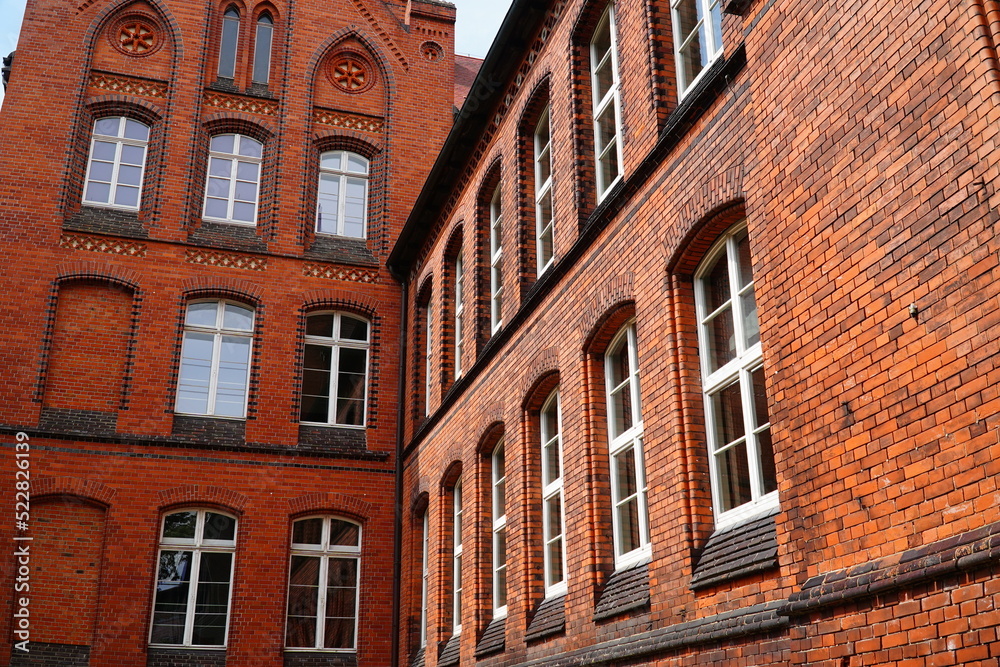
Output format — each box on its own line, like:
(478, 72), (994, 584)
(671, 0), (723, 96)
(590, 6), (622, 200)
(300, 312), (370, 427)
(540, 389), (566, 595)
(534, 106), (554, 273)
(286, 517), (361, 651)
(424, 297), (434, 415)
(317, 151), (368, 238)
(252, 13), (274, 84)
(218, 7), (240, 79)
(83, 116), (149, 210)
(203, 133), (262, 225)
(454, 252), (465, 379)
(419, 511), (429, 648)
(489, 186), (503, 333)
(695, 222), (776, 526)
(176, 300), (254, 419)
(605, 322), (649, 566)
(150, 510), (236, 647)
(452, 478), (464, 635)
(491, 440), (508, 617)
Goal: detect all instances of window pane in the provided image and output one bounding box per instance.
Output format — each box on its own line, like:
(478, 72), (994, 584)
(232, 201), (255, 222)
(711, 381), (746, 447)
(705, 306), (736, 372)
(151, 550), (192, 645)
(616, 495), (641, 555)
(177, 332), (214, 414)
(306, 314), (335, 338)
(741, 289), (760, 348)
(117, 164), (142, 186)
(340, 316), (368, 341)
(543, 440), (560, 487)
(209, 157), (232, 177)
(210, 134), (235, 154)
(114, 186), (140, 208)
(95, 116), (121, 135)
(300, 395), (329, 423)
(329, 519), (360, 547)
(92, 140), (117, 160)
(234, 180), (258, 203)
(192, 552), (232, 646)
(704, 248), (731, 312)
(223, 303), (254, 331)
(335, 398), (364, 426)
(163, 511), (197, 539)
(716, 439), (752, 511)
(591, 17), (612, 71)
(207, 177), (231, 198)
(238, 136), (263, 158)
(218, 16), (239, 78)
(124, 118), (149, 141)
(615, 446), (638, 499)
(609, 384), (633, 439)
(236, 160), (259, 181)
(85, 182), (111, 203)
(286, 556), (319, 647)
(346, 153), (368, 173)
(302, 368), (331, 397)
(120, 143), (145, 166)
(338, 347), (367, 375)
(253, 20), (273, 83)
(89, 160), (114, 183)
(320, 151), (343, 170)
(293, 518), (324, 545)
(203, 513), (236, 542)
(204, 198), (228, 219)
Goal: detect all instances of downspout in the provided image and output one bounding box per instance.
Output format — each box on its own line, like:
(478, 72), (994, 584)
(391, 277), (409, 667)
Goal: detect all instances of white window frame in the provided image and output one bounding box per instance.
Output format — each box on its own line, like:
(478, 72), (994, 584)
(202, 133), (263, 225)
(149, 509), (237, 648)
(491, 439), (508, 618)
(671, 0), (724, 97)
(452, 477), (464, 635)
(534, 106), (554, 274)
(540, 389), (567, 597)
(300, 311), (370, 428)
(489, 185), (504, 333)
(605, 322), (650, 568)
(217, 6), (240, 79)
(419, 511), (430, 648)
(590, 5), (624, 200)
(316, 150), (369, 238)
(454, 252), (465, 379)
(285, 516), (362, 652)
(83, 116), (149, 211)
(424, 297), (434, 415)
(175, 299), (254, 419)
(695, 222), (777, 528)
(252, 13), (274, 84)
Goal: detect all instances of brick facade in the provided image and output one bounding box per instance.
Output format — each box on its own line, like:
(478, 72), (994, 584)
(0, 0), (455, 664)
(389, 0), (1000, 666)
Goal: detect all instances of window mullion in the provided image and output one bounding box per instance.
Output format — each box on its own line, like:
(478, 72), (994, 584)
(185, 548), (201, 645)
(338, 173), (348, 235)
(316, 554), (329, 649)
(740, 368), (764, 501)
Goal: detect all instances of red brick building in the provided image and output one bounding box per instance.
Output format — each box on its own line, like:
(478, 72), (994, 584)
(0, 0), (458, 664)
(389, 0), (1000, 666)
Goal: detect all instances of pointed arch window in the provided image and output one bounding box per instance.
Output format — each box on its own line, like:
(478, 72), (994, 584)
(218, 7), (240, 79)
(252, 13), (273, 84)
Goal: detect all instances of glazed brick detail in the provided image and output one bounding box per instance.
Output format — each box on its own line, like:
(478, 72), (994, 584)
(65, 205), (148, 238)
(9, 642), (90, 666)
(409, 647), (425, 667)
(516, 601), (788, 667)
(524, 594), (565, 642)
(473, 615), (506, 657)
(305, 236), (379, 267)
(297, 425), (366, 453)
(282, 652), (357, 667)
(783, 518), (1000, 617)
(188, 220), (267, 254)
(594, 558), (650, 620)
(437, 633), (461, 667)
(690, 509), (779, 590)
(145, 648), (226, 667)
(172, 415), (246, 445)
(38, 407), (117, 435)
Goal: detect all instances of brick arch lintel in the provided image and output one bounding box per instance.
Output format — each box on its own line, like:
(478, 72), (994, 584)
(289, 491), (374, 521)
(301, 288), (382, 319)
(202, 112), (278, 140)
(519, 348), (561, 411)
(84, 95), (165, 124)
(55, 261), (142, 291)
(475, 420), (506, 456)
(182, 276), (264, 304)
(578, 272), (635, 348)
(33, 476), (117, 507)
(157, 485), (251, 513)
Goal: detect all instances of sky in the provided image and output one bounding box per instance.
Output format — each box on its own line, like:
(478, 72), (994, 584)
(0, 0), (512, 107)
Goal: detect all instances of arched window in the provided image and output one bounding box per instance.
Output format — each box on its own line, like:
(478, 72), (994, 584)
(489, 185), (503, 333)
(317, 150), (369, 238)
(672, 0), (724, 96)
(451, 477), (464, 635)
(418, 510), (430, 648)
(83, 116), (149, 210)
(453, 251), (465, 379)
(150, 509), (237, 647)
(301, 312), (370, 427)
(203, 133), (263, 225)
(534, 106), (554, 273)
(217, 7), (241, 79)
(694, 222), (776, 526)
(252, 13), (273, 84)
(605, 321), (649, 566)
(540, 389), (566, 595)
(176, 300), (254, 418)
(590, 4), (622, 199)
(491, 439), (508, 617)
(286, 516), (362, 651)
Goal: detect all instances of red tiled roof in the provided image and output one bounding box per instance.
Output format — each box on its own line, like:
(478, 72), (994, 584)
(454, 54), (484, 108)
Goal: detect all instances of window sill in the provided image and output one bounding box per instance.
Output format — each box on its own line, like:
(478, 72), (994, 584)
(189, 219), (267, 253)
(304, 234), (378, 267)
(690, 505), (779, 590)
(66, 205), (147, 239)
(594, 556), (650, 621)
(297, 424), (372, 457)
(525, 593), (565, 642)
(172, 414), (247, 446)
(677, 51), (724, 102)
(282, 651), (357, 667)
(437, 633), (461, 667)
(147, 646), (226, 667)
(202, 217), (257, 227)
(473, 615), (506, 658)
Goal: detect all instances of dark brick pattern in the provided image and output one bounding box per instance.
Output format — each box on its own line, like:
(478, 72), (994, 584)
(783, 518), (1000, 617)
(65, 205), (148, 238)
(9, 642), (89, 667)
(593, 558), (650, 621)
(172, 415), (246, 446)
(409, 647), (425, 667)
(145, 647), (226, 667)
(473, 615), (505, 657)
(38, 407), (117, 436)
(436, 633), (461, 667)
(690, 508), (779, 590)
(188, 220), (267, 253)
(297, 425), (367, 453)
(282, 652), (358, 667)
(304, 236), (379, 267)
(524, 594), (565, 642)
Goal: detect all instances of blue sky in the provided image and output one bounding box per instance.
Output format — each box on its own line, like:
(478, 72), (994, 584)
(0, 0), (512, 106)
